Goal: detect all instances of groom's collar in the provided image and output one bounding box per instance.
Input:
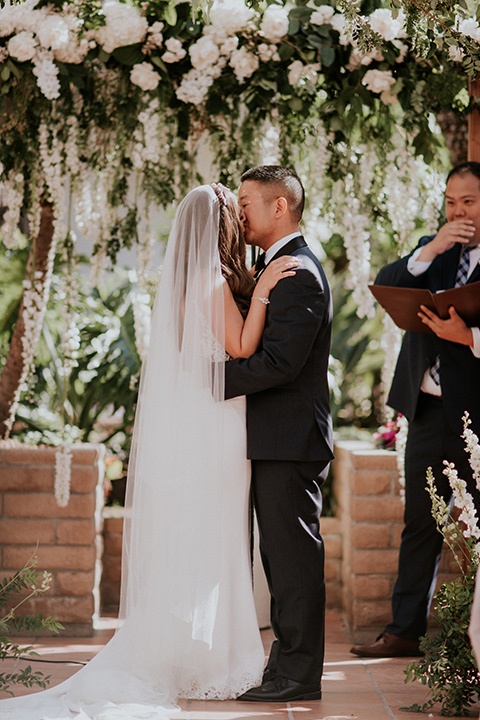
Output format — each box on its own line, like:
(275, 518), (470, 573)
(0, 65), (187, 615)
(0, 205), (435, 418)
(264, 233), (305, 264)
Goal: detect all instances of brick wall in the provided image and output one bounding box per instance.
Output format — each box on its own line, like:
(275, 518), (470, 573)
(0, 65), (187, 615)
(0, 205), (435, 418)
(333, 439), (460, 643)
(99, 509), (343, 617)
(0, 444), (105, 637)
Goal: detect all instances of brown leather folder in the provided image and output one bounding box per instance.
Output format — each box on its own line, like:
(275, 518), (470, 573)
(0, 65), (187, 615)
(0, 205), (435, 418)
(369, 281), (480, 334)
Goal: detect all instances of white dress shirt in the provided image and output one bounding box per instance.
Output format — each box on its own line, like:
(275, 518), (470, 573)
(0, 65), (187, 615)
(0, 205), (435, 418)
(264, 232), (303, 265)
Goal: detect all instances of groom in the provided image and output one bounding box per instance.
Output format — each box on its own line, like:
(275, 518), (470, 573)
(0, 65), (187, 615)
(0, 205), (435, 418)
(225, 165), (333, 702)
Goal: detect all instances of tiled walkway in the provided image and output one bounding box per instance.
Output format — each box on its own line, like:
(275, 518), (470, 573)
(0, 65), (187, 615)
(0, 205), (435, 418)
(3, 611), (479, 719)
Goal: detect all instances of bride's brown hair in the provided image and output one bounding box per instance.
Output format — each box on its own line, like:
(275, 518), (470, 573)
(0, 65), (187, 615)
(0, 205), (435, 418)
(211, 183), (255, 318)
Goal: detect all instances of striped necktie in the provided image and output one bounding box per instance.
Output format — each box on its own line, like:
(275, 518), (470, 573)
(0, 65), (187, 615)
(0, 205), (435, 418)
(430, 246), (471, 385)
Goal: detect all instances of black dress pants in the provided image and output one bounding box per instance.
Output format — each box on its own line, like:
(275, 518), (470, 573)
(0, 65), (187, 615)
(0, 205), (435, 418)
(252, 459), (329, 686)
(385, 392), (480, 640)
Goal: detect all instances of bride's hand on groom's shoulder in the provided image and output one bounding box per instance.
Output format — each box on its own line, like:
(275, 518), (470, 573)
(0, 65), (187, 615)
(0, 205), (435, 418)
(256, 256), (301, 297)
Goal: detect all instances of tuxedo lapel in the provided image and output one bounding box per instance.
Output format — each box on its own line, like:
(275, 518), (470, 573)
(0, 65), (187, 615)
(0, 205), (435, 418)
(468, 256), (480, 284)
(254, 237), (307, 282)
(270, 236), (307, 262)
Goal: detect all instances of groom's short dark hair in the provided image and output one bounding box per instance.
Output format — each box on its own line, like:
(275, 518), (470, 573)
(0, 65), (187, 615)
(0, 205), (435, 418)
(241, 165), (305, 223)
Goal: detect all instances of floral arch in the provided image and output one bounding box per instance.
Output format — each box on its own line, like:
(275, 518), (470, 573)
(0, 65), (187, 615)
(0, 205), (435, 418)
(0, 0), (479, 440)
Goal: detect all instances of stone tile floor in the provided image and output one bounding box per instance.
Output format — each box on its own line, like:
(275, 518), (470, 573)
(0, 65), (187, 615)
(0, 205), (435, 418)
(3, 611), (479, 719)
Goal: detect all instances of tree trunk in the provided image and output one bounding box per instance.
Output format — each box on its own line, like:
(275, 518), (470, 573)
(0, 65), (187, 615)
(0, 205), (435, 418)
(436, 110), (468, 167)
(0, 201), (55, 438)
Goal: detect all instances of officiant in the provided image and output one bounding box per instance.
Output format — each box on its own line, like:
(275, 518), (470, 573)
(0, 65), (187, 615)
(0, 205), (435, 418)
(351, 161), (480, 658)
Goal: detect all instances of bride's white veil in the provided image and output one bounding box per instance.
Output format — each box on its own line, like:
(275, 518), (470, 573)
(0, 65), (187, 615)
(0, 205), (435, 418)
(115, 183), (229, 672)
(0, 185), (260, 720)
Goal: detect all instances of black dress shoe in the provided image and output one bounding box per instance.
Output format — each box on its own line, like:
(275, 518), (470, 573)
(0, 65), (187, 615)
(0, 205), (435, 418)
(237, 675), (322, 702)
(262, 668), (276, 682)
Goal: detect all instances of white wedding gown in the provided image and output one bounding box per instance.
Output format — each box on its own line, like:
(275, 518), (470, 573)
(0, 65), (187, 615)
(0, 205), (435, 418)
(0, 397), (264, 720)
(0, 185), (265, 719)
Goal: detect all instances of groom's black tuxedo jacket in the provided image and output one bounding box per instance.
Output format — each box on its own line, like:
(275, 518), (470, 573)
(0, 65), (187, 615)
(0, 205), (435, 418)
(225, 236), (334, 462)
(375, 235), (480, 435)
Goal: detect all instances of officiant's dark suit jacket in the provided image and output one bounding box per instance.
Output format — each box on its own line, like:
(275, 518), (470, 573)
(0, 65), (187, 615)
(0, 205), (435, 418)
(224, 236), (333, 462)
(375, 235), (480, 435)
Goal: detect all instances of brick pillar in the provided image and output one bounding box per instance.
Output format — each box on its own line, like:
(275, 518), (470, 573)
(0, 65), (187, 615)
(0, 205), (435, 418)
(100, 506), (124, 615)
(333, 439), (461, 644)
(0, 443), (105, 637)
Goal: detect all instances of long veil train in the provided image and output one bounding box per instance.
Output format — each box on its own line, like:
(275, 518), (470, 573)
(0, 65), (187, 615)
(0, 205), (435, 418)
(0, 186), (264, 719)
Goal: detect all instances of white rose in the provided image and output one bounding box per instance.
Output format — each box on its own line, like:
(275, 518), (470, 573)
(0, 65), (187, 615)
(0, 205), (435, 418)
(96, 0), (148, 54)
(288, 59), (304, 85)
(448, 44), (465, 63)
(209, 0), (256, 39)
(130, 62), (159, 91)
(162, 37), (186, 63)
(329, 13), (350, 46)
(392, 39), (408, 63)
(288, 59), (320, 85)
(310, 6), (335, 25)
(230, 45), (259, 82)
(8, 31), (37, 62)
(36, 15), (70, 50)
(260, 4), (289, 43)
(362, 68), (395, 94)
(380, 87), (398, 105)
(189, 35), (220, 70)
(368, 8), (405, 42)
(346, 45), (384, 70)
(458, 18), (480, 42)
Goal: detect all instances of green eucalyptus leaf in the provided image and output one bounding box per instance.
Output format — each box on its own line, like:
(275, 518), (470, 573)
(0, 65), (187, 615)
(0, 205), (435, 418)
(112, 45), (145, 66)
(164, 5), (178, 26)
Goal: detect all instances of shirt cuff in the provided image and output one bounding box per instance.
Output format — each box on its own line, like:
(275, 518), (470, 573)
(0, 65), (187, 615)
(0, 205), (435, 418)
(471, 327), (480, 358)
(407, 247), (432, 276)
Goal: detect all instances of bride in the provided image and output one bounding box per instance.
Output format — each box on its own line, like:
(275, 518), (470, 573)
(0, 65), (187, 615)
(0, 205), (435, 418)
(0, 183), (299, 719)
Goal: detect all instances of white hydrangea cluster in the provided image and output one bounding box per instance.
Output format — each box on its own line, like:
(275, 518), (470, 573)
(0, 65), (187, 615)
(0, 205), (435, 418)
(229, 45), (259, 82)
(95, 0), (148, 54)
(130, 62), (160, 91)
(208, 0), (256, 41)
(176, 68), (215, 105)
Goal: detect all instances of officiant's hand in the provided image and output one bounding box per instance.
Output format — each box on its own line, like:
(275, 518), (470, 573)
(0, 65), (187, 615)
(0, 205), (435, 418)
(418, 220), (476, 262)
(418, 304), (474, 346)
(254, 256), (301, 299)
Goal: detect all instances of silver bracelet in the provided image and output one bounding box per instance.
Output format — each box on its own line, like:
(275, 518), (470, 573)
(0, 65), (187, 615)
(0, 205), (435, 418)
(252, 296), (270, 305)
